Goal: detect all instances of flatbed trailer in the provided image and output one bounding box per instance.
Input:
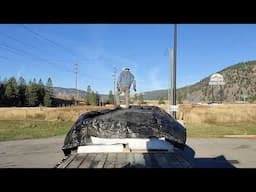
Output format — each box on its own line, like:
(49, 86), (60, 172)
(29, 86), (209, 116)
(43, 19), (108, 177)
(57, 105), (191, 168)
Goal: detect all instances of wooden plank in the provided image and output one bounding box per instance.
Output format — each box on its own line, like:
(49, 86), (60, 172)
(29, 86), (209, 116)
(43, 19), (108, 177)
(114, 153), (128, 168)
(58, 152), (192, 168)
(90, 153), (108, 168)
(126, 153), (135, 168)
(66, 154), (88, 168)
(79, 153), (97, 168)
(57, 154), (77, 168)
(103, 153), (117, 168)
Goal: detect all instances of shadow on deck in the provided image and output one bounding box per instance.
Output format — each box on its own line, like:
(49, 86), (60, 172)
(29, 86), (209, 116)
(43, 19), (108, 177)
(178, 144), (236, 168)
(122, 145), (236, 168)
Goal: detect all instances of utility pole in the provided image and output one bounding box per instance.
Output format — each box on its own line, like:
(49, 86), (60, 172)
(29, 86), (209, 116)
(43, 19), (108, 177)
(166, 48), (170, 113)
(169, 48), (173, 114)
(112, 66), (116, 105)
(74, 63), (78, 105)
(171, 24), (177, 119)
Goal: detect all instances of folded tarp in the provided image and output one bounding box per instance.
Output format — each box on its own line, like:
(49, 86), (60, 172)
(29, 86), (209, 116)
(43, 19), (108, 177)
(62, 106), (186, 155)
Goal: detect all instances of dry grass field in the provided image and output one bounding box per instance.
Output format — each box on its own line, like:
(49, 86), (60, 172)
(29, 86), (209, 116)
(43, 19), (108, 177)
(1, 103), (256, 141)
(177, 104), (256, 124)
(0, 105), (114, 141)
(0, 105), (115, 122)
(145, 101), (256, 138)
(177, 104), (256, 137)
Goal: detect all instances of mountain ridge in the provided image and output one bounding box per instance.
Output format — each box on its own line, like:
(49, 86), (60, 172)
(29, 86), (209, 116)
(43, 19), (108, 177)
(53, 60), (256, 103)
(142, 60), (256, 102)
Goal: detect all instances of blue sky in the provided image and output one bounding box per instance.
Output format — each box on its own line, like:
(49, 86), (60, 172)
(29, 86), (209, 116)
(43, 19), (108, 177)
(0, 24), (256, 94)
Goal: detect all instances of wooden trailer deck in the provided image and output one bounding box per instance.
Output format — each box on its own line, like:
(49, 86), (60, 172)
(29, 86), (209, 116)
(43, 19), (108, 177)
(57, 151), (193, 168)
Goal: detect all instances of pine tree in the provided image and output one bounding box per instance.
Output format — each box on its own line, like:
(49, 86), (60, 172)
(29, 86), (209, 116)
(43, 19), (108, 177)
(90, 91), (96, 105)
(25, 80), (38, 106)
(46, 78), (53, 97)
(86, 85), (92, 105)
(43, 92), (51, 107)
(25, 81), (32, 106)
(95, 91), (100, 106)
(44, 78), (53, 107)
(5, 77), (19, 106)
(38, 79), (45, 106)
(18, 76), (26, 106)
(32, 78), (40, 106)
(0, 78), (5, 106)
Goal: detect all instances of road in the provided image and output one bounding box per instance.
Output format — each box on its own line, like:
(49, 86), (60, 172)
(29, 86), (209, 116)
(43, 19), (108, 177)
(0, 137), (256, 168)
(186, 138), (256, 168)
(0, 136), (65, 168)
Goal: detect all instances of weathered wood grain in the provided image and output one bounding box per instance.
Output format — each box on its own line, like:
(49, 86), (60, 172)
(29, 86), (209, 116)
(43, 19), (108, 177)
(79, 153), (97, 168)
(115, 153), (128, 168)
(103, 153), (117, 168)
(59, 152), (192, 168)
(90, 153), (108, 168)
(67, 154), (88, 168)
(58, 154), (77, 168)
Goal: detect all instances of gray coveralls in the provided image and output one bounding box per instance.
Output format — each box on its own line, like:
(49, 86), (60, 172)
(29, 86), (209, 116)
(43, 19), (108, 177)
(116, 69), (136, 108)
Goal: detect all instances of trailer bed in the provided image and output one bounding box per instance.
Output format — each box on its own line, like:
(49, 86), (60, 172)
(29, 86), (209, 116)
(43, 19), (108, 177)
(56, 151), (192, 168)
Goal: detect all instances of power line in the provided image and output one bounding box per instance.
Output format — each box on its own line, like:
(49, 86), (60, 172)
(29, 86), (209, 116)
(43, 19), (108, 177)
(22, 24), (61, 47)
(0, 44), (110, 83)
(0, 41), (28, 55)
(0, 30), (40, 51)
(0, 30), (77, 66)
(0, 26), (113, 83)
(0, 41), (73, 73)
(21, 24), (78, 59)
(0, 44), (27, 57)
(21, 25), (109, 64)
(20, 25), (110, 79)
(1, 27), (118, 82)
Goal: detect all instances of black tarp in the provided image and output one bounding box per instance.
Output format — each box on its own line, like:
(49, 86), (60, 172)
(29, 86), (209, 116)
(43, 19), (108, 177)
(62, 106), (186, 155)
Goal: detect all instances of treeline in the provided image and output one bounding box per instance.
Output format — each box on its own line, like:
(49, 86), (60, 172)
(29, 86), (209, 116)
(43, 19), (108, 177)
(0, 76), (53, 107)
(85, 85), (100, 105)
